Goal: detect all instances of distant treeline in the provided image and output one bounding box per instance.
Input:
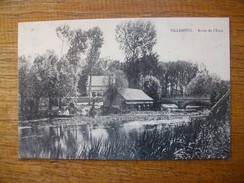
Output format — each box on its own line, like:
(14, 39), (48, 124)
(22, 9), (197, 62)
(18, 20), (229, 119)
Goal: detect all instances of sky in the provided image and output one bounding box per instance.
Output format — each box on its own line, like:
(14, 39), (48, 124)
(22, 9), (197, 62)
(18, 18), (230, 80)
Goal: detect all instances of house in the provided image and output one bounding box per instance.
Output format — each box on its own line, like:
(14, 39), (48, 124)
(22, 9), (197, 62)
(86, 75), (115, 97)
(86, 76), (115, 96)
(104, 88), (154, 111)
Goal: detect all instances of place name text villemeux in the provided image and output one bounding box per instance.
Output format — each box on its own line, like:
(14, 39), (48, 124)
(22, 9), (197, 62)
(170, 29), (193, 32)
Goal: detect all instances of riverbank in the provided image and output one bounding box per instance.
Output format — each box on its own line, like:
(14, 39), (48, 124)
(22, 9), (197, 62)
(19, 110), (207, 128)
(19, 108), (229, 160)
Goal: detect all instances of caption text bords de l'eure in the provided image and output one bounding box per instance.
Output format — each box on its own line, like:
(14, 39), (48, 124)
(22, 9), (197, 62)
(170, 28), (224, 32)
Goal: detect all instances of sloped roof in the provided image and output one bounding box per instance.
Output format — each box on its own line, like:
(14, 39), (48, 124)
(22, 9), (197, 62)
(119, 88), (153, 101)
(87, 76), (109, 86)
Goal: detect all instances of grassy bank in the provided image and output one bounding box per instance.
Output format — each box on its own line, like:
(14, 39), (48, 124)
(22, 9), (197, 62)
(19, 105), (229, 160)
(19, 114), (229, 159)
(19, 98), (230, 159)
(20, 110), (197, 128)
(73, 114), (229, 160)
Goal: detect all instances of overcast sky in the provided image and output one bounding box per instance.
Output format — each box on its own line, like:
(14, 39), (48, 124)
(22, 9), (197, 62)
(18, 18), (230, 80)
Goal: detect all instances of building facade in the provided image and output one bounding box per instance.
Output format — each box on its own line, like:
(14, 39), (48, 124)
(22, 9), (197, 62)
(86, 75), (115, 97)
(104, 88), (154, 112)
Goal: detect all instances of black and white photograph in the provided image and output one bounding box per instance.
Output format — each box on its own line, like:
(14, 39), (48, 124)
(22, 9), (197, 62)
(18, 18), (230, 160)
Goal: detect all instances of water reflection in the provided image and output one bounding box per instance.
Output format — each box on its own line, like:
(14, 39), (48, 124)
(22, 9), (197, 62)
(19, 117), (188, 159)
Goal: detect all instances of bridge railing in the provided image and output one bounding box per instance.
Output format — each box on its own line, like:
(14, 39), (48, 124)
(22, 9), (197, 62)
(161, 95), (210, 100)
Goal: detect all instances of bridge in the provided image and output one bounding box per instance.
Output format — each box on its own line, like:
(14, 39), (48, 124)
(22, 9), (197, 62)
(160, 96), (211, 109)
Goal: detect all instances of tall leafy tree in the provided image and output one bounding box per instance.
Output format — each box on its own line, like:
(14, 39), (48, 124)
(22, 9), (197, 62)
(210, 79), (229, 106)
(56, 24), (70, 57)
(142, 75), (162, 110)
(121, 58), (141, 88)
(31, 50), (59, 110)
(156, 62), (168, 97)
(185, 68), (212, 96)
(105, 70), (128, 108)
(86, 27), (104, 102)
(56, 25), (89, 96)
(139, 53), (159, 77)
(143, 75), (162, 101)
(165, 61), (198, 96)
(56, 56), (76, 97)
(116, 20), (157, 88)
(116, 20), (157, 60)
(18, 56), (30, 117)
(186, 69), (229, 106)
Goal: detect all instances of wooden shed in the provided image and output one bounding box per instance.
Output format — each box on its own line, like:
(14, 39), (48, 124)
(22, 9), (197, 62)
(104, 88), (154, 112)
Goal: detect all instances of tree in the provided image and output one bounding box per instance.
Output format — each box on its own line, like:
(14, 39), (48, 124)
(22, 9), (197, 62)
(116, 20), (157, 60)
(143, 75), (161, 101)
(116, 20), (157, 88)
(56, 56), (76, 98)
(86, 27), (104, 103)
(210, 77), (229, 106)
(142, 75), (162, 110)
(18, 56), (31, 117)
(31, 50), (60, 111)
(139, 53), (159, 77)
(56, 25), (89, 96)
(165, 61), (198, 96)
(107, 59), (122, 72)
(186, 69), (230, 107)
(185, 69), (212, 96)
(105, 70), (128, 108)
(156, 62), (168, 97)
(121, 58), (141, 88)
(56, 24), (70, 57)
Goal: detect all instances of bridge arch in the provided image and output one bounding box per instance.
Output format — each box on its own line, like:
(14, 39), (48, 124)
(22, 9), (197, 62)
(159, 99), (178, 106)
(182, 100), (211, 109)
(160, 96), (211, 109)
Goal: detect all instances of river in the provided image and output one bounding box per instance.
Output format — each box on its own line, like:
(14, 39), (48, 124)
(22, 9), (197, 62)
(19, 114), (194, 159)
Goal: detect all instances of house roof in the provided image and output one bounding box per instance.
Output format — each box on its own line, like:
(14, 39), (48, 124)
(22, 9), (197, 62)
(87, 76), (109, 86)
(119, 88), (153, 101)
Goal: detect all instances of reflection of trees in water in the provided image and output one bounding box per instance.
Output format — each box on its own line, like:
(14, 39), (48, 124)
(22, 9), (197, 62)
(19, 99), (230, 160)
(105, 123), (121, 143)
(19, 125), (79, 158)
(78, 124), (90, 143)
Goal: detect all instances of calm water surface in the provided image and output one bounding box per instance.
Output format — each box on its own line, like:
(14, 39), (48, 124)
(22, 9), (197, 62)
(19, 116), (190, 159)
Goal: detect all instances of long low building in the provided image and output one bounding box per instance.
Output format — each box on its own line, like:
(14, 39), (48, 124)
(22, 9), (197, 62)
(104, 88), (154, 111)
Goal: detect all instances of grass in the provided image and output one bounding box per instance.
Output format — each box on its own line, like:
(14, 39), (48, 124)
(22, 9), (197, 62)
(19, 117), (229, 159)
(19, 99), (230, 160)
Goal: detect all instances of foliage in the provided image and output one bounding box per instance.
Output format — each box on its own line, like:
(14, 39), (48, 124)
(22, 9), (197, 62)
(56, 25), (89, 97)
(186, 68), (212, 96)
(19, 98), (230, 159)
(139, 53), (159, 77)
(56, 56), (76, 97)
(19, 25), (106, 119)
(210, 79), (229, 106)
(18, 56), (30, 99)
(86, 27), (104, 69)
(121, 58), (142, 88)
(116, 20), (157, 59)
(85, 27), (104, 99)
(105, 70), (128, 108)
(19, 56), (31, 117)
(56, 24), (70, 56)
(156, 62), (168, 97)
(116, 20), (157, 88)
(143, 75), (161, 101)
(107, 59), (122, 72)
(165, 61), (198, 96)
(186, 68), (229, 106)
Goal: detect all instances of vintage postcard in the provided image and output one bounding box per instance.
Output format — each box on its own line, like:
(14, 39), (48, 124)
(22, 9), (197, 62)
(18, 18), (230, 160)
